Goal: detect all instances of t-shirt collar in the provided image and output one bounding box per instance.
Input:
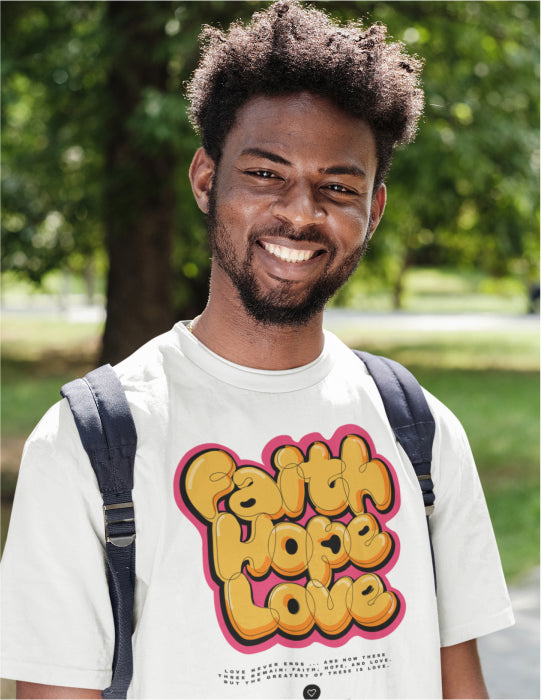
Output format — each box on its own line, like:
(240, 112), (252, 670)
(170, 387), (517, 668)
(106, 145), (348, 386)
(175, 321), (335, 393)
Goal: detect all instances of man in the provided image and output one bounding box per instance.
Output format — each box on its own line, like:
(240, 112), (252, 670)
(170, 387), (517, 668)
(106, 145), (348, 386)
(2, 2), (513, 698)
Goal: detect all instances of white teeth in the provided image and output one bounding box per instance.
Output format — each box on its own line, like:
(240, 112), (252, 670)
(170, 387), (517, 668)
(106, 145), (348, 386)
(262, 242), (316, 263)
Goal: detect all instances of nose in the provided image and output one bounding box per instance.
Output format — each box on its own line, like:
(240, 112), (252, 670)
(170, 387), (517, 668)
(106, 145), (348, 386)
(270, 180), (325, 228)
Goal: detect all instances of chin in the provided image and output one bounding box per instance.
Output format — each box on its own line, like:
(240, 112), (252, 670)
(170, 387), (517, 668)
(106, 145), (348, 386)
(240, 291), (328, 327)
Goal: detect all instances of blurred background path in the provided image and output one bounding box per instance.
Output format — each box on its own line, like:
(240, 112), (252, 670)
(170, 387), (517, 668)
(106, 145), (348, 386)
(323, 308), (540, 333)
(479, 567), (540, 699)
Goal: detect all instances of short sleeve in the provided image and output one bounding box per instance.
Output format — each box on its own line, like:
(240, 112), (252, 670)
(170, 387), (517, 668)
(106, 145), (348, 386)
(1, 399), (114, 689)
(427, 394), (515, 647)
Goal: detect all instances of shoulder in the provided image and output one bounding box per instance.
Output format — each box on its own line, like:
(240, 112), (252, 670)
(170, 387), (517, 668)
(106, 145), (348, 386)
(22, 324), (183, 466)
(423, 389), (471, 453)
(112, 323), (184, 389)
(22, 396), (84, 465)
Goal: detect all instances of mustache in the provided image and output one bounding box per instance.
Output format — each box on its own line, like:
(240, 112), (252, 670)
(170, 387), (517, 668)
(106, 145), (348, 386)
(248, 222), (335, 249)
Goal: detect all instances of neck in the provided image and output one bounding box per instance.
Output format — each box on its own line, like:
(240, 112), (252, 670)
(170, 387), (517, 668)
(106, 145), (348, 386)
(190, 274), (325, 370)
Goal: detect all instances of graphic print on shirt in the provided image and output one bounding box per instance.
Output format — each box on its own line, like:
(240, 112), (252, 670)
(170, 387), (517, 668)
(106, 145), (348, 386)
(174, 424), (404, 653)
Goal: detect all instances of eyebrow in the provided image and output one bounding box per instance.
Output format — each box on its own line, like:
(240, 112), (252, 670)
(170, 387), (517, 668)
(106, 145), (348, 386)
(321, 165), (367, 178)
(240, 148), (291, 165)
(240, 147), (366, 178)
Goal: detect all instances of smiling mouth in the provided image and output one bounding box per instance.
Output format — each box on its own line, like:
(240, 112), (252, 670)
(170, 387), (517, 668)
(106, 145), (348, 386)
(260, 241), (323, 264)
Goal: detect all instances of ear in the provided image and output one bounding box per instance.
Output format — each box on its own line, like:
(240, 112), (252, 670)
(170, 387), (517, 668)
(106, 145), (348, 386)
(366, 184), (387, 241)
(189, 147), (216, 214)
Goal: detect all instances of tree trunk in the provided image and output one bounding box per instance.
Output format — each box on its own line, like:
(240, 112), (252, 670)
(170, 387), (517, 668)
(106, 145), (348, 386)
(100, 1), (176, 365)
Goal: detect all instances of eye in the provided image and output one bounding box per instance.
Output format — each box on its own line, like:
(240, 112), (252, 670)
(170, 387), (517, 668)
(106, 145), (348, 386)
(325, 183), (356, 195)
(246, 169), (280, 179)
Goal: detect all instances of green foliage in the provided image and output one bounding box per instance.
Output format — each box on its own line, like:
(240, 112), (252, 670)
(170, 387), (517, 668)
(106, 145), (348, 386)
(2, 1), (539, 313)
(1, 2), (108, 281)
(336, 1), (540, 301)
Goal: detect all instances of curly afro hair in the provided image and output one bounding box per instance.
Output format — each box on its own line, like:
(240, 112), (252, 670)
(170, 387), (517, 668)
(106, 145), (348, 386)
(186, 0), (424, 188)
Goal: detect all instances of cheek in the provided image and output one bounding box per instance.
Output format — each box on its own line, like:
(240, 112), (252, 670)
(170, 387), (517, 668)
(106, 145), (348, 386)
(216, 187), (264, 230)
(331, 212), (370, 250)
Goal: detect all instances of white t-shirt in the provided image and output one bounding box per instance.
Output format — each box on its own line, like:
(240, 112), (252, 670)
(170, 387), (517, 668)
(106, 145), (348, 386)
(1, 323), (514, 698)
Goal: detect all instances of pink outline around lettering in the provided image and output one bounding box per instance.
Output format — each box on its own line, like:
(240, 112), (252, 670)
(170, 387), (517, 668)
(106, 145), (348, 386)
(173, 424), (405, 653)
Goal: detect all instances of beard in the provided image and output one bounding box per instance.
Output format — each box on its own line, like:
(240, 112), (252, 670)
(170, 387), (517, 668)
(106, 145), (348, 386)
(207, 189), (371, 327)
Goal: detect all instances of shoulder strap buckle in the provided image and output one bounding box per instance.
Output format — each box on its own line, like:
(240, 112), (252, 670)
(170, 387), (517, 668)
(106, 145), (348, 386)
(103, 502), (136, 547)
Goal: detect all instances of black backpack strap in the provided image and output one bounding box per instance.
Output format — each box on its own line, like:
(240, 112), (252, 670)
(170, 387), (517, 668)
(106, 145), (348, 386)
(353, 350), (437, 590)
(61, 364), (137, 699)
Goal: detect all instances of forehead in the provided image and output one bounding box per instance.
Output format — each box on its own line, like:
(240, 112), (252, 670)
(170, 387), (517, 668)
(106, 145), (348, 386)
(222, 92), (377, 174)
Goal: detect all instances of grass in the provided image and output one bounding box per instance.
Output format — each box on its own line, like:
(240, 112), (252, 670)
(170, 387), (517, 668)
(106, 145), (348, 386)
(1, 318), (103, 436)
(406, 368), (539, 582)
(1, 316), (104, 359)
(329, 326), (539, 372)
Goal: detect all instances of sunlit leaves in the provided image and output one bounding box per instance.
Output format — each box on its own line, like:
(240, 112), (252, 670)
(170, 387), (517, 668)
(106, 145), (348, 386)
(2, 1), (539, 312)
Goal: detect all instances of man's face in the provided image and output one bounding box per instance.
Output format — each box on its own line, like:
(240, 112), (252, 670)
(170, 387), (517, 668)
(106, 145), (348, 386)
(196, 92), (385, 326)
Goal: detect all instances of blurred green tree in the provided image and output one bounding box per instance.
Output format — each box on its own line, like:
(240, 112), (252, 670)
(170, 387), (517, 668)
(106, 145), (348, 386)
(2, 1), (539, 359)
(1, 1), (256, 363)
(2, 2), (107, 290)
(336, 1), (540, 307)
